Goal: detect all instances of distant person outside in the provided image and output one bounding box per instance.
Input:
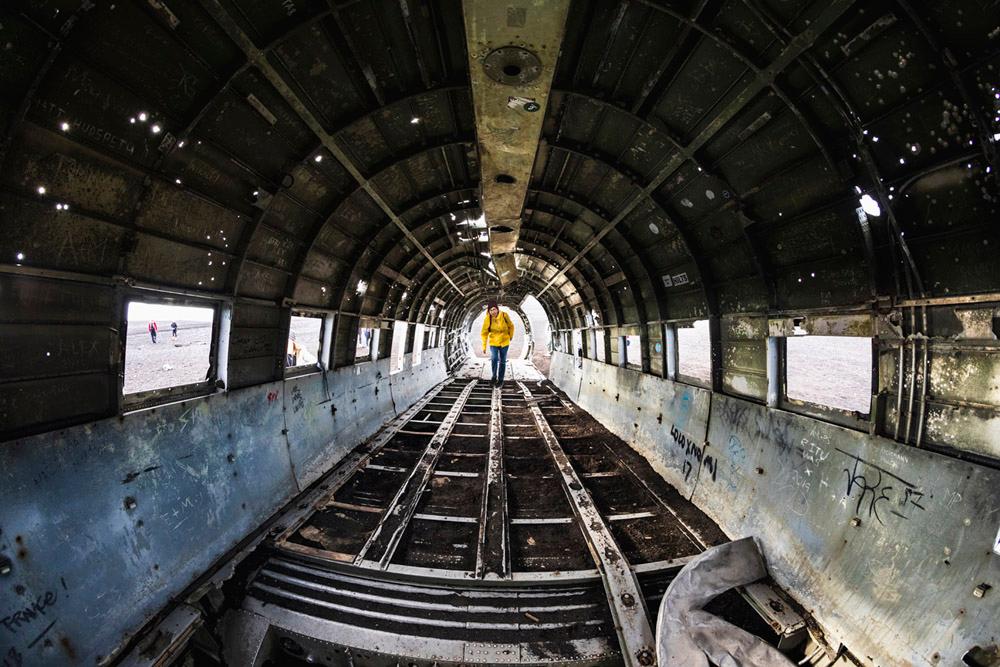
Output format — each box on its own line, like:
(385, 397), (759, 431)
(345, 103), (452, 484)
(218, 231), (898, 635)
(171, 321), (178, 340)
(286, 332), (302, 367)
(148, 320), (158, 344)
(481, 299), (514, 387)
(286, 332), (317, 368)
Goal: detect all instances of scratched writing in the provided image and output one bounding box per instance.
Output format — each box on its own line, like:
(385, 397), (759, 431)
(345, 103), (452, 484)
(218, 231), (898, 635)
(62, 63), (111, 107)
(1, 591), (57, 635)
(32, 99), (135, 155)
(798, 438), (830, 464)
(185, 156), (223, 185)
(838, 449), (927, 525)
(670, 425), (717, 484)
(725, 434), (746, 491)
(291, 385), (305, 414)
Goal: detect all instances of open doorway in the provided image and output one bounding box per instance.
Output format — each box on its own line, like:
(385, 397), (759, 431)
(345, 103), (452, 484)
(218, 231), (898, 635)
(521, 295), (552, 377)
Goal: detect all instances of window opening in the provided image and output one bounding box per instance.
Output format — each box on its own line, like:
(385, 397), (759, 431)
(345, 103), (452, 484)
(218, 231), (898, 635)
(595, 328), (606, 362)
(625, 334), (641, 369)
(287, 314), (322, 370)
(413, 324), (426, 366)
(356, 325), (374, 361)
(677, 319), (711, 384)
(124, 300), (214, 396)
(786, 334), (872, 414)
(390, 321), (409, 374)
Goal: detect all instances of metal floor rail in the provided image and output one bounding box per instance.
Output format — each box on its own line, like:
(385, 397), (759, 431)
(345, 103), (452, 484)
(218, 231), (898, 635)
(222, 378), (803, 666)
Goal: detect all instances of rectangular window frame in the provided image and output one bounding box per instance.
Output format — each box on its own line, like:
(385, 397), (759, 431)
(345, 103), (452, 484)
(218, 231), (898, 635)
(672, 318), (713, 389)
(771, 314), (876, 431)
(594, 327), (606, 362)
(624, 331), (642, 371)
(285, 309), (334, 378)
(120, 291), (225, 412)
(413, 323), (426, 366)
(354, 316), (378, 363)
(390, 320), (410, 375)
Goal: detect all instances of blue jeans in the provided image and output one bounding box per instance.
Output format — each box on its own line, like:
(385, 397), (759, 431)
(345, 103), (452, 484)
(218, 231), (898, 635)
(490, 345), (509, 382)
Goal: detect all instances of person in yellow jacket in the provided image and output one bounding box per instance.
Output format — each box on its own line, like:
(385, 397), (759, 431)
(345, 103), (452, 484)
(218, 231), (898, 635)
(481, 299), (515, 387)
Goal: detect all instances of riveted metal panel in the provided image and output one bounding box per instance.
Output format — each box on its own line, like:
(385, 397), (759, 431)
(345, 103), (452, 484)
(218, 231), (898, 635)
(0, 383), (294, 665)
(550, 351), (1000, 666)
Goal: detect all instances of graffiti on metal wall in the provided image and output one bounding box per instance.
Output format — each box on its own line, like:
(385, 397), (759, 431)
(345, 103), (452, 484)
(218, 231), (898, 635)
(1, 576), (70, 665)
(838, 449), (927, 525)
(725, 434), (746, 492)
(669, 424), (717, 484)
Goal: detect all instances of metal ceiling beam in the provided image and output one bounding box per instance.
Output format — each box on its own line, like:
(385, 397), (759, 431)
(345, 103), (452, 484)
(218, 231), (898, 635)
(286, 140), (477, 303)
(201, 0), (465, 297)
(538, 0), (856, 297)
(462, 0), (570, 285)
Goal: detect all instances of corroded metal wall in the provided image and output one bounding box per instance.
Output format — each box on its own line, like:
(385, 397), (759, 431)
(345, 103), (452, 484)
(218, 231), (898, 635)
(0, 349), (446, 666)
(550, 351), (1000, 666)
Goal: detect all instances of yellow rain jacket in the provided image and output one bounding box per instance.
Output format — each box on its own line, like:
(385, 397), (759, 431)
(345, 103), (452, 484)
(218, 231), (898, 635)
(481, 310), (514, 349)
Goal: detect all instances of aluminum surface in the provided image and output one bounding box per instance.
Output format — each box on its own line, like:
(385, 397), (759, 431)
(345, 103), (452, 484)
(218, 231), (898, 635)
(550, 351), (1000, 665)
(517, 381), (658, 667)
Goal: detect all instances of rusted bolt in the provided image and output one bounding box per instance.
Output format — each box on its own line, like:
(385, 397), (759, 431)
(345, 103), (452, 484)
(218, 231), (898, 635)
(621, 593), (635, 607)
(850, 517), (862, 527)
(973, 583), (992, 598)
(124, 496), (137, 511)
(636, 648), (654, 665)
(0, 555), (12, 575)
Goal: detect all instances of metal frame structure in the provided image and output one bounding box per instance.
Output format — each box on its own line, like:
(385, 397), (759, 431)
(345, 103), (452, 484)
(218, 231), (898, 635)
(518, 381), (657, 667)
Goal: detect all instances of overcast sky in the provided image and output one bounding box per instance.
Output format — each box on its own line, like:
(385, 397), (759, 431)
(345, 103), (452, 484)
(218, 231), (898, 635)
(128, 301), (215, 323)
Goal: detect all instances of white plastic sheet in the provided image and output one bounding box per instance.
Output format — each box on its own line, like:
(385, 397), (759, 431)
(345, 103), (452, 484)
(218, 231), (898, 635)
(656, 537), (795, 667)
